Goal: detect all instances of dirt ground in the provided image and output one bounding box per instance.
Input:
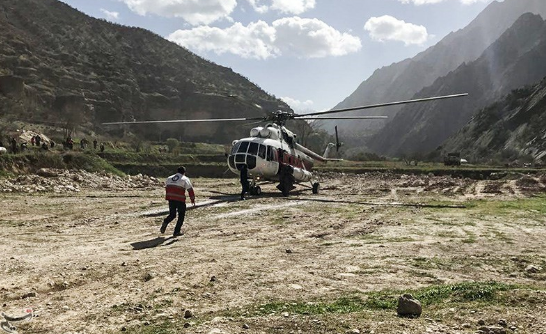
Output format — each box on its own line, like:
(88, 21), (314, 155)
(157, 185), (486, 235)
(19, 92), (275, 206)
(1, 171), (546, 334)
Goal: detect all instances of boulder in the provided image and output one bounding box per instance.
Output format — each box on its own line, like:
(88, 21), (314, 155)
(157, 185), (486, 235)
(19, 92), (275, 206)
(397, 294), (422, 318)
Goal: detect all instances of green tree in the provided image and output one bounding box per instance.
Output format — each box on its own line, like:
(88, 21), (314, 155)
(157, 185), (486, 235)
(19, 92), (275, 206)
(165, 138), (179, 153)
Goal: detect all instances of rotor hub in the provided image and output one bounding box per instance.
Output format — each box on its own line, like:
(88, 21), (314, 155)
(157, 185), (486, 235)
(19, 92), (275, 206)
(267, 110), (294, 125)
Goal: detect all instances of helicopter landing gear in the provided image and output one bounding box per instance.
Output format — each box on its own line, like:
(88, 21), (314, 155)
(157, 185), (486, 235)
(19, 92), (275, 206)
(312, 182), (320, 194)
(249, 180), (261, 196)
(249, 185), (261, 195)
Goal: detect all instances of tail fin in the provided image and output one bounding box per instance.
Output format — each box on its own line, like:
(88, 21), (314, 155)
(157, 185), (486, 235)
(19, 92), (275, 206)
(323, 143), (335, 158)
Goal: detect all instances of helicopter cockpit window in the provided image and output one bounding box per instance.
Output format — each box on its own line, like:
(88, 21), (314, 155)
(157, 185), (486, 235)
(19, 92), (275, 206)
(231, 142), (241, 155)
(237, 141), (249, 153)
(248, 142), (259, 156)
(258, 144), (266, 159)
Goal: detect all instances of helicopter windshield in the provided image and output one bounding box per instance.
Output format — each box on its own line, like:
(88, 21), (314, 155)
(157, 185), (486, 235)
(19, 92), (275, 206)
(228, 141), (277, 171)
(237, 141), (249, 153)
(248, 142), (259, 155)
(231, 141), (241, 155)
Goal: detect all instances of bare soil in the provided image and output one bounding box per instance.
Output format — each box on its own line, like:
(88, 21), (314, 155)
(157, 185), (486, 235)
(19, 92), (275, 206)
(1, 171), (546, 334)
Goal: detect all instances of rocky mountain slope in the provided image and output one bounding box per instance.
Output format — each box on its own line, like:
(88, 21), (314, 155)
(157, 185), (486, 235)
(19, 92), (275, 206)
(0, 0), (289, 142)
(327, 0), (546, 140)
(369, 13), (546, 156)
(438, 77), (546, 164)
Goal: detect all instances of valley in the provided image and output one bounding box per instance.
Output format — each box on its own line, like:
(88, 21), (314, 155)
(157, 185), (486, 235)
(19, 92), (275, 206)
(1, 172), (545, 333)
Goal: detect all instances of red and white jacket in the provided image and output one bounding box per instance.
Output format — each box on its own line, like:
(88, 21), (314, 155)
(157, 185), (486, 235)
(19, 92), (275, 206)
(165, 173), (195, 203)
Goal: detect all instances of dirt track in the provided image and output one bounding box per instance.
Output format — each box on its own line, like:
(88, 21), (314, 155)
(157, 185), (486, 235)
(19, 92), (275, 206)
(1, 171), (546, 334)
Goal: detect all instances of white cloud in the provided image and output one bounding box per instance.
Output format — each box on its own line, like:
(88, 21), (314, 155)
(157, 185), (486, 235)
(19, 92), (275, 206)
(399, 0), (489, 5)
(247, 0), (269, 14)
(281, 97), (314, 112)
(364, 15), (428, 46)
(168, 17), (361, 59)
(246, 0), (315, 14)
(271, 0), (315, 14)
(168, 21), (278, 59)
(100, 8), (120, 21)
(119, 0), (236, 25)
(274, 17), (361, 58)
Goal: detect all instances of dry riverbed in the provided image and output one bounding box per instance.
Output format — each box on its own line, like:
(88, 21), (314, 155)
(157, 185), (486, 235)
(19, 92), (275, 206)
(1, 170), (546, 334)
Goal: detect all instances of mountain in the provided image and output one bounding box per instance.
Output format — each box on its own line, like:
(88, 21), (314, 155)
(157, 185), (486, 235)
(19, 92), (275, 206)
(369, 13), (546, 156)
(438, 77), (546, 164)
(0, 0), (290, 142)
(327, 0), (546, 140)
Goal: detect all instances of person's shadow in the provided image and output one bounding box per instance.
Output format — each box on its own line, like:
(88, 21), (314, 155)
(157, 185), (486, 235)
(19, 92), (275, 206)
(130, 236), (178, 250)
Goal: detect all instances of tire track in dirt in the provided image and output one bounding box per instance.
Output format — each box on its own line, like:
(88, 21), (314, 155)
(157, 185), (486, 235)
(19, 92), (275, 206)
(211, 201), (306, 219)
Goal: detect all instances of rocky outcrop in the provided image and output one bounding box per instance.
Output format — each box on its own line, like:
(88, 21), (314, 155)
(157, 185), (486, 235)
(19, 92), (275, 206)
(438, 77), (546, 164)
(0, 75), (24, 96)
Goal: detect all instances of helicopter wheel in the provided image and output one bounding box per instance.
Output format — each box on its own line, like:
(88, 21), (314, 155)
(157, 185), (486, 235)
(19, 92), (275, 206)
(250, 185), (261, 196)
(312, 182), (320, 194)
(253, 186), (261, 196)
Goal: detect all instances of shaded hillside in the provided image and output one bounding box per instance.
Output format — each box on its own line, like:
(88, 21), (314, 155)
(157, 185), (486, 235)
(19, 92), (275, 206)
(0, 0), (290, 142)
(327, 0), (546, 137)
(438, 78), (546, 164)
(369, 13), (546, 156)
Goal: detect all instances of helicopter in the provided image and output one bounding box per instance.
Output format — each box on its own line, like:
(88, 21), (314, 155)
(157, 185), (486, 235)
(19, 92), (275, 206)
(104, 93), (468, 196)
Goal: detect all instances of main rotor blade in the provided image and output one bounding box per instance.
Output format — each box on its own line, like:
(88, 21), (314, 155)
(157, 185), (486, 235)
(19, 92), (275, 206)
(103, 117), (264, 125)
(295, 116), (388, 120)
(299, 93), (468, 117)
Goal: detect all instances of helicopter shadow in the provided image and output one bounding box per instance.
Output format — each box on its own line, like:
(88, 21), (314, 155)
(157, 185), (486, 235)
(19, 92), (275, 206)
(130, 236), (179, 250)
(208, 188), (310, 201)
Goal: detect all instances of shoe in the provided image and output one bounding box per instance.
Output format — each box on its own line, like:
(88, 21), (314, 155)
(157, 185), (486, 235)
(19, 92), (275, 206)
(173, 231), (184, 237)
(160, 222), (167, 234)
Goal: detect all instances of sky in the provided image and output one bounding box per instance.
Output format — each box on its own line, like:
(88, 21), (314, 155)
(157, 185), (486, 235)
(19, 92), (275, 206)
(59, 0), (497, 113)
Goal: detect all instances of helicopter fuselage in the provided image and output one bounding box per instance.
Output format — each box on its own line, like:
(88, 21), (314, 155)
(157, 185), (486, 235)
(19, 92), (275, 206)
(227, 124), (314, 184)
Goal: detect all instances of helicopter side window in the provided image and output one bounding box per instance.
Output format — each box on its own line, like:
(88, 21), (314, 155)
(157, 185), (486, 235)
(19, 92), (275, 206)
(266, 146), (275, 161)
(237, 141), (249, 153)
(228, 155), (235, 169)
(248, 142), (259, 156)
(231, 142), (241, 155)
(258, 144), (266, 159)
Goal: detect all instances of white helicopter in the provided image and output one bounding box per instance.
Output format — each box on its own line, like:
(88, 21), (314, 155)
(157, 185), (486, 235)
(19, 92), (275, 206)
(104, 93), (467, 196)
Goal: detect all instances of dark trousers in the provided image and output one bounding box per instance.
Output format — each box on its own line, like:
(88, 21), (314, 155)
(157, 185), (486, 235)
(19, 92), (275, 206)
(163, 200), (186, 234)
(241, 181), (249, 199)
